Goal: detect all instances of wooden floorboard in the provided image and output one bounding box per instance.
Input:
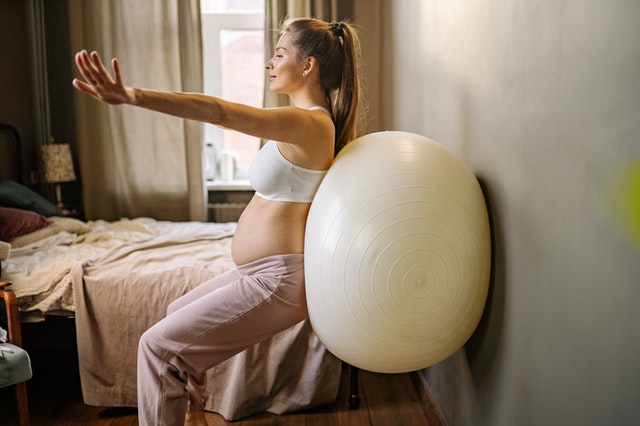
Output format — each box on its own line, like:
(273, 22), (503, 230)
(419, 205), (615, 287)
(1, 365), (434, 425)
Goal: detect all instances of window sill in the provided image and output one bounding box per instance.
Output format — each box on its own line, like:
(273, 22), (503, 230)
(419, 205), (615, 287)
(206, 180), (252, 191)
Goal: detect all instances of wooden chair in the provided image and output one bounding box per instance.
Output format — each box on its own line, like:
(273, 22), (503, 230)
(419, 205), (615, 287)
(0, 280), (31, 426)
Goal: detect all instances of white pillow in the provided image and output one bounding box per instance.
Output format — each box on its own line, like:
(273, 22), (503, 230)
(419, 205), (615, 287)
(0, 240), (10, 261)
(10, 216), (91, 248)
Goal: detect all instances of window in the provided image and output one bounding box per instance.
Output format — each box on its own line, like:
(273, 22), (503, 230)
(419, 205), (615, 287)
(201, 0), (265, 183)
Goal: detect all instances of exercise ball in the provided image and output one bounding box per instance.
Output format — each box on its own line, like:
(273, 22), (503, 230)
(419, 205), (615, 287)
(304, 131), (491, 373)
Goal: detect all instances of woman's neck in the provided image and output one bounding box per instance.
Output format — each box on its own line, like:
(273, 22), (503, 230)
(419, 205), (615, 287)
(288, 84), (329, 110)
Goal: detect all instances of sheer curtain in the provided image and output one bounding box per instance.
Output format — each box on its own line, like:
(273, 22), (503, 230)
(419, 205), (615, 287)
(68, 0), (205, 221)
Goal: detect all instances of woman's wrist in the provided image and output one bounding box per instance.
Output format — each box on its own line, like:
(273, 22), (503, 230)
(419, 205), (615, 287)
(130, 88), (142, 106)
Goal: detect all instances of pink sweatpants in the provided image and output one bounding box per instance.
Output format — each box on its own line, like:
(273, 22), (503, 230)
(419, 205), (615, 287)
(136, 254), (308, 426)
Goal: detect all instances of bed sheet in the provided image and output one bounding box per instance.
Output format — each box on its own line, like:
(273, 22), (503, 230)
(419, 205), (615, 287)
(1, 217), (235, 320)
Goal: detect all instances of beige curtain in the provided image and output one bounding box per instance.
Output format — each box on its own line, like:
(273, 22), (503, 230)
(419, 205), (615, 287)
(68, 0), (205, 221)
(264, 0), (355, 109)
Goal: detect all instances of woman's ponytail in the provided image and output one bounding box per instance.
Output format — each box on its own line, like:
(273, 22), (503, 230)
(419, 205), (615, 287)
(329, 21), (361, 154)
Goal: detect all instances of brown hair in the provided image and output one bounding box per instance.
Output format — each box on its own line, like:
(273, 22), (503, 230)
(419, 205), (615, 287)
(281, 18), (362, 155)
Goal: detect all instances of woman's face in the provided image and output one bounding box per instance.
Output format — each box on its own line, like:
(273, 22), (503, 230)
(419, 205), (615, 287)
(265, 32), (305, 94)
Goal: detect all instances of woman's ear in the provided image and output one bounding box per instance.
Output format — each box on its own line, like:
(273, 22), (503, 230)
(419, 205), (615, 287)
(303, 56), (318, 77)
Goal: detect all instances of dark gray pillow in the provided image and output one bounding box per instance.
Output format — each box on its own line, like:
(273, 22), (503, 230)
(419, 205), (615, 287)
(0, 179), (63, 217)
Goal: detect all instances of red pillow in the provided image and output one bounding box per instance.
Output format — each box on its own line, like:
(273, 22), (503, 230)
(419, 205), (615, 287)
(0, 207), (52, 242)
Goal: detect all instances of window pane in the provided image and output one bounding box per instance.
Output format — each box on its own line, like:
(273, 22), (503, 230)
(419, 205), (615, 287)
(220, 29), (263, 169)
(201, 4), (265, 182)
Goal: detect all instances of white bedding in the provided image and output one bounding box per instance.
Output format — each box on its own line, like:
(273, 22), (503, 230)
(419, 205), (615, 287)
(1, 217), (235, 320)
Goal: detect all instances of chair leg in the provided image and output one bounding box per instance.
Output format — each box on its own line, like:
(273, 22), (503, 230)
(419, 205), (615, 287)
(349, 365), (360, 409)
(15, 381), (30, 426)
(1, 282), (30, 425)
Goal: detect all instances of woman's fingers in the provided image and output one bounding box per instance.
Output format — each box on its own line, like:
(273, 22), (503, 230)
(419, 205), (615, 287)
(89, 51), (116, 86)
(75, 51), (98, 85)
(74, 50), (115, 87)
(112, 57), (123, 86)
(72, 78), (99, 97)
(73, 49), (132, 105)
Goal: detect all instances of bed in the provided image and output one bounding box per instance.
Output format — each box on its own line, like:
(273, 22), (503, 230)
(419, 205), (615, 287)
(0, 123), (342, 420)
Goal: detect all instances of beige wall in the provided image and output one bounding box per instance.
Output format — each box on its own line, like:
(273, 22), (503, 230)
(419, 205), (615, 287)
(374, 1), (640, 425)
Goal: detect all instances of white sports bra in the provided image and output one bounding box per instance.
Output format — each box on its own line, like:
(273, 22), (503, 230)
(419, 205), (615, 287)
(248, 106), (331, 203)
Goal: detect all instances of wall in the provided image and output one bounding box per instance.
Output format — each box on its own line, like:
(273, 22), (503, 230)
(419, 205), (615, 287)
(379, 1), (640, 425)
(0, 0), (38, 181)
(0, 0), (82, 209)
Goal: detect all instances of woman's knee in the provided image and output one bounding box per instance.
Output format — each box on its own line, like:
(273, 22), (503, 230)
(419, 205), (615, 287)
(138, 321), (172, 361)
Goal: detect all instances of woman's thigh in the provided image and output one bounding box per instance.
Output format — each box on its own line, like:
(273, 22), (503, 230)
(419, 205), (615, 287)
(146, 255), (307, 371)
(166, 268), (242, 315)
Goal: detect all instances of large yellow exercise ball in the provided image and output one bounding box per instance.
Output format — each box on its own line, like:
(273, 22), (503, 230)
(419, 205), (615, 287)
(304, 131), (491, 373)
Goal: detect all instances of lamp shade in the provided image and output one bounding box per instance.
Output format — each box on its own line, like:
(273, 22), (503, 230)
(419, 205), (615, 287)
(41, 143), (76, 183)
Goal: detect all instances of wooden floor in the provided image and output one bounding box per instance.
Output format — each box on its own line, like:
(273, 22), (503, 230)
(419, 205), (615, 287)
(1, 366), (433, 426)
(1, 319), (437, 425)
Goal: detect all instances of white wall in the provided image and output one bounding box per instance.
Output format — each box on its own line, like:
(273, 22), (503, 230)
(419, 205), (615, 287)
(376, 1), (640, 424)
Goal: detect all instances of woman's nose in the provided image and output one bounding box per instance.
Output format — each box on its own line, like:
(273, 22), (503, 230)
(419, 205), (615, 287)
(265, 59), (273, 69)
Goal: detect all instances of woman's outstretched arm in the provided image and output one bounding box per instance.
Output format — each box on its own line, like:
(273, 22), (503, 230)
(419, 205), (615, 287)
(73, 50), (333, 149)
(73, 50), (227, 123)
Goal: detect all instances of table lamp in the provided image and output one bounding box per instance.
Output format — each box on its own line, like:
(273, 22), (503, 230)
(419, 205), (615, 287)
(40, 142), (76, 213)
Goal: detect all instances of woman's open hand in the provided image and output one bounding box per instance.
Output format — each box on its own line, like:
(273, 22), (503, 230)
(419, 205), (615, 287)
(73, 50), (136, 105)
